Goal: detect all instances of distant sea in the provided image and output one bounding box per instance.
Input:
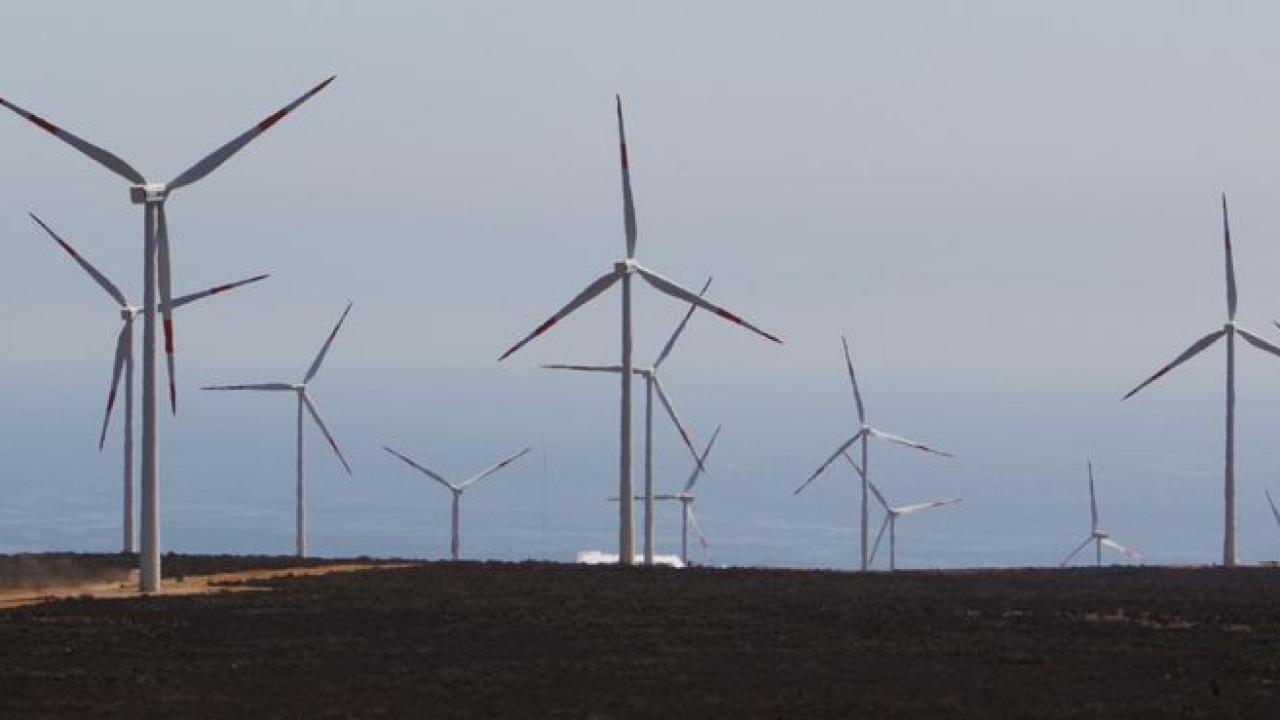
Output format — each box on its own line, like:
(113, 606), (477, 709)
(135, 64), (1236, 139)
(4, 365), (1280, 570)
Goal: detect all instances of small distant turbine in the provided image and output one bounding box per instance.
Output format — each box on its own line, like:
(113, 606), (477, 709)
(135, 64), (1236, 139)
(796, 336), (952, 570)
(1123, 195), (1280, 566)
(543, 277), (713, 565)
(860, 466), (961, 571)
(611, 424), (723, 567)
(30, 213), (266, 553)
(1060, 461), (1141, 567)
(383, 446), (533, 560)
(202, 303), (354, 557)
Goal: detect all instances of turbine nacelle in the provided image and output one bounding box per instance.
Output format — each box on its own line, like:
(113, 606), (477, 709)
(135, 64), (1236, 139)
(613, 259), (637, 275)
(129, 183), (169, 204)
(1092, 530), (1110, 539)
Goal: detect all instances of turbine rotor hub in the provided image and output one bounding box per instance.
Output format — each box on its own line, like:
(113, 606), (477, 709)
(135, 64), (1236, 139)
(129, 183), (169, 205)
(614, 259), (636, 275)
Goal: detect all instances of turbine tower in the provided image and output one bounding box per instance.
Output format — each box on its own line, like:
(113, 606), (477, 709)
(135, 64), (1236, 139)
(383, 445), (532, 560)
(796, 336), (952, 570)
(1060, 461), (1141, 567)
(1123, 195), (1280, 566)
(30, 213), (266, 553)
(543, 277), (712, 564)
(202, 303), (354, 557)
(497, 97), (781, 564)
(0, 77), (335, 590)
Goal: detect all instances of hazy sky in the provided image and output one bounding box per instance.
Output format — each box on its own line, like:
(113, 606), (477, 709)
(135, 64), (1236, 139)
(7, 3), (1280, 564)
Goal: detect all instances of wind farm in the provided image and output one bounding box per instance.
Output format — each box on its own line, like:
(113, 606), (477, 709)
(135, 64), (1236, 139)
(8, 3), (1280, 717)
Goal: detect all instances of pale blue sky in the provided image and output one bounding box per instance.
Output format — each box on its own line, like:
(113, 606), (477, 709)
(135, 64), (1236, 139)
(6, 2), (1280, 565)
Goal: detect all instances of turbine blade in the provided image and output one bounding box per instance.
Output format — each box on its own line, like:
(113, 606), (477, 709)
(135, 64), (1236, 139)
(683, 424), (723, 493)
(616, 95), (637, 258)
(794, 430), (867, 495)
(304, 302), (353, 383)
(653, 277), (712, 369)
(164, 273), (269, 311)
(302, 393), (351, 474)
(457, 447), (534, 489)
(30, 213), (128, 307)
(867, 479), (892, 513)
(201, 382), (295, 391)
(869, 515), (890, 566)
(168, 76), (336, 191)
(652, 375), (705, 472)
(1237, 327), (1280, 362)
(1100, 537), (1141, 560)
(895, 498), (962, 515)
(868, 428), (953, 458)
(839, 450), (864, 476)
(1122, 328), (1226, 400)
(1060, 537), (1093, 567)
(156, 205), (177, 414)
(634, 265), (782, 344)
(98, 324), (130, 450)
(382, 446), (456, 491)
(687, 507), (713, 562)
(1223, 193), (1237, 320)
(841, 335), (866, 424)
(540, 364), (624, 373)
(0, 96), (144, 184)
(1088, 460), (1098, 533)
(498, 271), (621, 361)
(1265, 488), (1280, 529)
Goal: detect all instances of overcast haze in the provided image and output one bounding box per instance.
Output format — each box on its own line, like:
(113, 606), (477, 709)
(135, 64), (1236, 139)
(6, 2), (1280, 567)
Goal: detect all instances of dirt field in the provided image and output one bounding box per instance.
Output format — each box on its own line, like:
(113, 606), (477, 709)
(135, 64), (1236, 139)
(2, 555), (1279, 718)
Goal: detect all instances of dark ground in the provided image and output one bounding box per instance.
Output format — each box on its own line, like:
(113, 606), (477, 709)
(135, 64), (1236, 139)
(1, 555), (1279, 719)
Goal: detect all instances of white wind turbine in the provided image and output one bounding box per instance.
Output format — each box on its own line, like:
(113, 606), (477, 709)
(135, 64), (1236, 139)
(1060, 461), (1141, 567)
(30, 213), (266, 553)
(382, 445), (533, 560)
(543, 277), (712, 565)
(497, 97), (782, 565)
(612, 424), (723, 567)
(795, 336), (952, 570)
(202, 303), (354, 557)
(858, 464), (961, 571)
(1122, 195), (1280, 567)
(1, 77), (335, 590)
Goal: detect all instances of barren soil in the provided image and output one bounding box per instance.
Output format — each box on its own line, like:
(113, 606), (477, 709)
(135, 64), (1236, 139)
(2, 555), (1279, 718)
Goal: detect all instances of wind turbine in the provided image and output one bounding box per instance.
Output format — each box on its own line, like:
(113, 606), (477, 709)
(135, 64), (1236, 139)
(611, 424), (723, 567)
(497, 97), (782, 565)
(383, 445), (533, 560)
(543, 277), (712, 565)
(857, 463), (961, 571)
(795, 336), (952, 570)
(1060, 461), (1141, 567)
(30, 213), (266, 553)
(202, 303), (354, 558)
(1, 77), (335, 591)
(1122, 195), (1280, 567)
